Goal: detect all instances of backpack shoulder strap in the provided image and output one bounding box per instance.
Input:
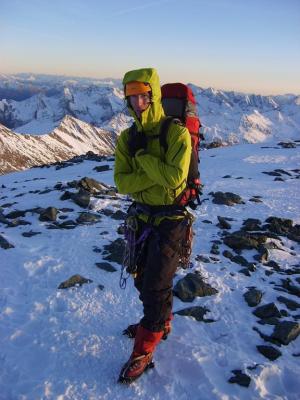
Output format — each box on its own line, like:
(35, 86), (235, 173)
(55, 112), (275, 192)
(159, 116), (182, 153)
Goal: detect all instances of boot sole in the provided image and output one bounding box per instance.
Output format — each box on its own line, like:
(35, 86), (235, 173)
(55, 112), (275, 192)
(118, 361), (155, 384)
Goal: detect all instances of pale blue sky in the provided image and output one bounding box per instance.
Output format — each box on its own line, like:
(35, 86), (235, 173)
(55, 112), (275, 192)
(1, 0), (299, 94)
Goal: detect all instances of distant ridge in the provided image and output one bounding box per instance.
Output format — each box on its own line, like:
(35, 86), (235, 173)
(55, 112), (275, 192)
(0, 115), (116, 175)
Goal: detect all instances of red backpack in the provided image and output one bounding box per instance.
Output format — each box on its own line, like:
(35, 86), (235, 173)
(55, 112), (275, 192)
(161, 83), (202, 209)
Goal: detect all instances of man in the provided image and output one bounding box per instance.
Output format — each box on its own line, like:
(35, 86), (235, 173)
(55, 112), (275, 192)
(114, 68), (192, 383)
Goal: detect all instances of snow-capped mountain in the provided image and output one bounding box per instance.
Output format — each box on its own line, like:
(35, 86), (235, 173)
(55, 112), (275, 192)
(0, 74), (299, 145)
(0, 115), (116, 174)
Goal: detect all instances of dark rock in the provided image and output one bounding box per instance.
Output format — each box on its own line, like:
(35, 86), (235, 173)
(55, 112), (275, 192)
(195, 255), (211, 263)
(266, 260), (281, 271)
(278, 141), (297, 149)
(271, 321), (300, 345)
(244, 288), (263, 307)
(100, 209), (115, 217)
(93, 165), (110, 172)
(223, 250), (234, 260)
(277, 296), (300, 311)
(223, 231), (268, 252)
(71, 190), (91, 208)
(249, 197), (263, 203)
(222, 175), (231, 178)
(217, 216), (231, 230)
(7, 219), (31, 227)
(103, 238), (125, 265)
(265, 216), (293, 236)
(38, 189), (52, 195)
(39, 207), (58, 222)
(262, 171), (282, 177)
(210, 191), (244, 206)
(210, 244), (220, 255)
(232, 255), (253, 267)
(228, 370), (251, 387)
(60, 191), (73, 201)
(239, 268), (251, 276)
(202, 220), (213, 224)
(95, 262), (117, 272)
(111, 210), (127, 220)
(47, 220), (77, 230)
(280, 278), (300, 297)
(173, 273), (218, 302)
(117, 224), (125, 235)
(242, 218), (262, 231)
(78, 177), (106, 194)
(175, 306), (214, 322)
(98, 284), (105, 290)
(58, 274), (93, 289)
(22, 230), (42, 237)
(76, 212), (101, 224)
(0, 234), (14, 249)
(256, 345), (282, 361)
(253, 303), (281, 319)
(5, 210), (27, 219)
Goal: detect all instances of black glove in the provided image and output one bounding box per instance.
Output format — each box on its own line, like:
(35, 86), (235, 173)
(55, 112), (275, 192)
(128, 130), (147, 157)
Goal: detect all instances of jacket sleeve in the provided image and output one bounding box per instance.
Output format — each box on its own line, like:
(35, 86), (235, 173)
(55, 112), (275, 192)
(114, 130), (156, 194)
(135, 125), (191, 189)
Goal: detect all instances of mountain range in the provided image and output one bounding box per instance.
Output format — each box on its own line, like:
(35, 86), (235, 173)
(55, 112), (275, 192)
(0, 73), (299, 174)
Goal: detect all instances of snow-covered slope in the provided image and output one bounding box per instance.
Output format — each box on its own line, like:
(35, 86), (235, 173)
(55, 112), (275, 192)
(0, 115), (116, 174)
(0, 74), (299, 144)
(0, 140), (299, 399)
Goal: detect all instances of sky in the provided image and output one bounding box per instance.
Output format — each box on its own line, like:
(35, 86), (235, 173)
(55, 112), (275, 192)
(1, 0), (300, 95)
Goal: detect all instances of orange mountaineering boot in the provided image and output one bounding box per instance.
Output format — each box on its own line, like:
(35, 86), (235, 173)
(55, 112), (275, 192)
(119, 325), (163, 383)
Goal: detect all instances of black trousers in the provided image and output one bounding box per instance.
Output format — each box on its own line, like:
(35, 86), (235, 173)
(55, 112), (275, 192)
(134, 217), (188, 332)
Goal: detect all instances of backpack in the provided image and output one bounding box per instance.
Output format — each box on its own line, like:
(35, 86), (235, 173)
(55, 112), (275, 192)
(161, 83), (202, 209)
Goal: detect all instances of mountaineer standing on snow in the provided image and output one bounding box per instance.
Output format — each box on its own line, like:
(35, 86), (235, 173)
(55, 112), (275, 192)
(114, 67), (192, 383)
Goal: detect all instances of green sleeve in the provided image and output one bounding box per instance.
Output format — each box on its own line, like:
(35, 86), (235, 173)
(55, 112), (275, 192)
(114, 130), (156, 194)
(135, 125), (191, 189)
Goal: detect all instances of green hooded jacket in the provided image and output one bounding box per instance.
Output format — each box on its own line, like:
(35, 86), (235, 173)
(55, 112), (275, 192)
(114, 68), (191, 207)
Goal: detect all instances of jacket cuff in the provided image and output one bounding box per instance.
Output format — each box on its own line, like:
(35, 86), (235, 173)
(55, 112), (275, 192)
(135, 149), (147, 157)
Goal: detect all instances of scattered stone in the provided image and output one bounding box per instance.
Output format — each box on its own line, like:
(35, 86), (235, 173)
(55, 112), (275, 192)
(5, 210), (27, 219)
(60, 191), (73, 201)
(22, 230), (42, 237)
(242, 218), (262, 231)
(278, 141), (297, 149)
(78, 177), (107, 194)
(103, 238), (125, 264)
(93, 165), (110, 172)
(257, 317), (280, 326)
(217, 216), (232, 230)
(223, 231), (268, 252)
(100, 209), (115, 217)
(244, 288), (263, 307)
(239, 268), (251, 276)
(47, 220), (77, 230)
(277, 296), (300, 311)
(271, 321), (300, 345)
(253, 303), (281, 319)
(279, 278), (300, 297)
(76, 212), (101, 224)
(117, 224), (125, 235)
(256, 345), (282, 361)
(249, 197), (263, 203)
(95, 262), (117, 272)
(58, 274), (93, 289)
(111, 210), (127, 220)
(0, 234), (14, 249)
(71, 190), (91, 208)
(202, 220), (213, 224)
(7, 219), (31, 228)
(175, 306), (214, 322)
(39, 207), (58, 222)
(210, 191), (245, 206)
(195, 255), (211, 263)
(173, 273), (218, 302)
(228, 370), (251, 387)
(210, 243), (220, 255)
(222, 175), (231, 178)
(98, 284), (105, 290)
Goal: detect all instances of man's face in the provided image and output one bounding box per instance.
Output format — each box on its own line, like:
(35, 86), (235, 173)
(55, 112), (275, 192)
(129, 92), (151, 118)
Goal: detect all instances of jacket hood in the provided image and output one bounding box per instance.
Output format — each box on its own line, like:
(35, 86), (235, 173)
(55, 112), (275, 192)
(123, 68), (165, 132)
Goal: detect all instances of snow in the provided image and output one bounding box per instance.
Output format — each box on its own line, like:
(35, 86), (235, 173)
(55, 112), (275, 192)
(0, 141), (299, 399)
